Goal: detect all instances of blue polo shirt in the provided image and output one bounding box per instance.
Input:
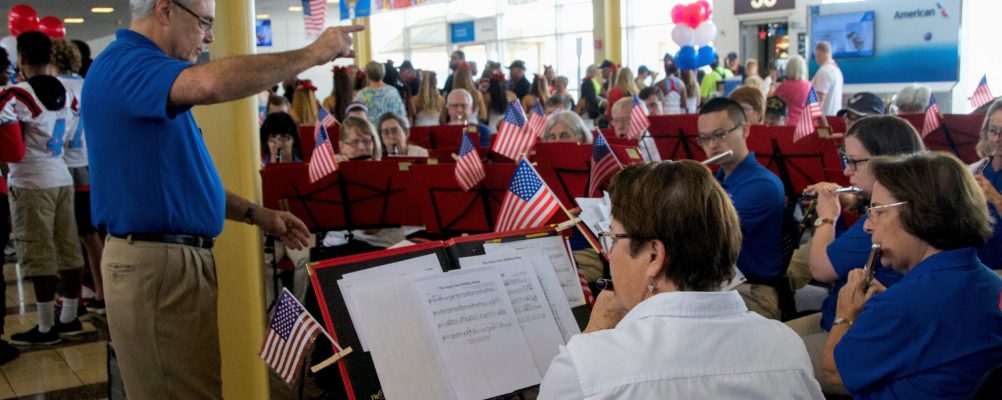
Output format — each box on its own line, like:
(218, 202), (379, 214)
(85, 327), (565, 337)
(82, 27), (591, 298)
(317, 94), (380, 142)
(82, 29), (225, 237)
(820, 215), (904, 331)
(714, 152), (784, 281)
(835, 248), (1002, 399)
(979, 165), (1002, 269)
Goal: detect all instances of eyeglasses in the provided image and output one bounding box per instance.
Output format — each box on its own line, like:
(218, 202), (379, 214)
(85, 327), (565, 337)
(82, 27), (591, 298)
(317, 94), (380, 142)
(267, 135), (293, 144)
(341, 138), (374, 148)
(841, 156), (871, 170)
(864, 201), (907, 221)
(696, 124), (741, 146)
(543, 131), (577, 142)
(597, 231), (630, 254)
(987, 126), (1002, 137)
(172, 0), (214, 32)
(446, 103), (468, 109)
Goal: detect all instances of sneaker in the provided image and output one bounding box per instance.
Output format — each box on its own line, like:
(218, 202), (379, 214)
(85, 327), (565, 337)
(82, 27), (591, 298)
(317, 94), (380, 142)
(10, 326), (61, 346)
(53, 318), (86, 336)
(86, 299), (106, 315)
(0, 340), (19, 365)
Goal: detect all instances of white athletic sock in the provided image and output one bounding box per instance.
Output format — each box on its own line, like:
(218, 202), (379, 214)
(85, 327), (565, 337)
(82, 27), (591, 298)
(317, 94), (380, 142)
(60, 297), (79, 323)
(37, 301), (55, 333)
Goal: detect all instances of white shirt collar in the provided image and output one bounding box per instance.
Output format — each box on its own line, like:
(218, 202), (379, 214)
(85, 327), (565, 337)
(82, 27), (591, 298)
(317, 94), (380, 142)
(618, 291), (747, 328)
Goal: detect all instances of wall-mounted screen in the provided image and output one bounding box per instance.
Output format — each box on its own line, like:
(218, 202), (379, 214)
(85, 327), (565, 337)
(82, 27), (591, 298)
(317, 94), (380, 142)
(811, 11), (875, 58)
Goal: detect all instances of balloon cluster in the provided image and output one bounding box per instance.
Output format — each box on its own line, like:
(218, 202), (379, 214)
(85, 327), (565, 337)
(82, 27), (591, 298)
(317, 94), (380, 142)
(1, 4), (67, 71)
(670, 1), (717, 70)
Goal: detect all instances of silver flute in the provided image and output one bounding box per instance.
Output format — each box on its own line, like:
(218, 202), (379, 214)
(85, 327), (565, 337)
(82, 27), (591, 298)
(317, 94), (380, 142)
(862, 243), (881, 292)
(801, 186), (863, 199)
(702, 150), (734, 165)
(975, 156), (994, 176)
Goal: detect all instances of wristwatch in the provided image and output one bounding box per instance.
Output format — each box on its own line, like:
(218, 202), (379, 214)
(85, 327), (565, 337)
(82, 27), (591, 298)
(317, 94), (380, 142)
(242, 205), (257, 225)
(832, 317), (853, 327)
(814, 217), (835, 227)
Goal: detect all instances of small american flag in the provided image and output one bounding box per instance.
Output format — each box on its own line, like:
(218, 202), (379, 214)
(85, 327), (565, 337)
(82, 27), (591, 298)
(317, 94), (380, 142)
(309, 107), (338, 183)
(627, 95), (650, 140)
(527, 102), (547, 138)
(794, 87), (823, 142)
(495, 159), (561, 232)
(454, 133), (485, 191)
(921, 94), (941, 137)
(491, 101), (536, 161)
(259, 289), (326, 385)
(971, 75), (994, 109)
(588, 132), (622, 197)
(302, 0), (327, 39)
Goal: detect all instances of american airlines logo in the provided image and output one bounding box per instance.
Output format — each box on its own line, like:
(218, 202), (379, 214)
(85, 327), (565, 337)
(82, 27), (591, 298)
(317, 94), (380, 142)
(894, 3), (948, 19)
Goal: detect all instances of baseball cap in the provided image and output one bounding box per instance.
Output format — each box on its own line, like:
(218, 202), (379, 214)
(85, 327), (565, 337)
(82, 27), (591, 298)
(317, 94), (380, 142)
(637, 65), (650, 74)
(507, 60), (526, 70)
(399, 60), (414, 70)
(766, 96), (787, 116)
(599, 59), (614, 69)
(726, 52), (738, 61)
(837, 92), (885, 117)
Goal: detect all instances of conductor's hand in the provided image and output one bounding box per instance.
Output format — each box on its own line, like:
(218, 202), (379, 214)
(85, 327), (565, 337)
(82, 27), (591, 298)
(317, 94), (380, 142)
(254, 207), (311, 250)
(584, 290), (630, 333)
(804, 182), (843, 221)
(306, 25), (366, 65)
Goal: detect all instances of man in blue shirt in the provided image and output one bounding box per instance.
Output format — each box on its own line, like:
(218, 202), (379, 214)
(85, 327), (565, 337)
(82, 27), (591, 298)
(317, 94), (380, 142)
(698, 97), (785, 319)
(82, 1), (361, 398)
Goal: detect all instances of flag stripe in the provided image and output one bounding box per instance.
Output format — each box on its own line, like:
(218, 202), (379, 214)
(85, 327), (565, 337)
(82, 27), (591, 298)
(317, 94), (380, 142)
(972, 75), (994, 109)
(260, 289), (333, 385)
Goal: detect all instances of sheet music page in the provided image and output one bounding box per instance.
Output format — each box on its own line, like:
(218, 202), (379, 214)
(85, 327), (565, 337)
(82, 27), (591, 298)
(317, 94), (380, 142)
(576, 193), (612, 238)
(412, 267), (541, 400)
(483, 236), (585, 307)
(475, 247), (581, 342)
(458, 253), (566, 375)
(338, 253), (443, 351)
(350, 280), (455, 400)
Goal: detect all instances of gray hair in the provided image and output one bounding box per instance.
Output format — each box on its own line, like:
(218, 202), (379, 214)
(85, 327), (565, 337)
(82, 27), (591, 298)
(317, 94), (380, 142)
(447, 88), (473, 105)
(131, 0), (198, 20)
(544, 111), (592, 144)
(893, 84), (932, 114)
(785, 55), (807, 81)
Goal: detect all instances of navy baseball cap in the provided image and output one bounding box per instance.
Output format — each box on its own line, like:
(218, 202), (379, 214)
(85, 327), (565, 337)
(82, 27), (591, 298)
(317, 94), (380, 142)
(837, 92), (885, 117)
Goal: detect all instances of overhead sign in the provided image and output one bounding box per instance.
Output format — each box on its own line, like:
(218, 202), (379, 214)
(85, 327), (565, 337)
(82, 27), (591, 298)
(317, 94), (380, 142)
(734, 0), (795, 15)
(449, 18), (497, 44)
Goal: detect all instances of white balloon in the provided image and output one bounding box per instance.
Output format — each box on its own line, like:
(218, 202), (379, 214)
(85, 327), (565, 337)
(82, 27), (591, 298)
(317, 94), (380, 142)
(0, 36), (15, 66)
(694, 21), (718, 46)
(671, 24), (696, 47)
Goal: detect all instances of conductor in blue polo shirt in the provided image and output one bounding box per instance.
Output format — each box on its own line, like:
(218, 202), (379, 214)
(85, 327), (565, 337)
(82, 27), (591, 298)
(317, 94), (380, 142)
(81, 0), (363, 398)
(697, 97), (785, 319)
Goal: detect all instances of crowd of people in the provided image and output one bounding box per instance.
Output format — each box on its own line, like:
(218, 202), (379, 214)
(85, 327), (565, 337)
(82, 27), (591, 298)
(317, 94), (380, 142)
(0, 0), (1000, 399)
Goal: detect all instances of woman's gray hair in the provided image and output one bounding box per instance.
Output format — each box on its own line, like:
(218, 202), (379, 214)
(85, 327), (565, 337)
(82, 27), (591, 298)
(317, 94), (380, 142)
(131, 0), (198, 20)
(893, 84), (932, 114)
(544, 111), (592, 144)
(785, 55), (807, 81)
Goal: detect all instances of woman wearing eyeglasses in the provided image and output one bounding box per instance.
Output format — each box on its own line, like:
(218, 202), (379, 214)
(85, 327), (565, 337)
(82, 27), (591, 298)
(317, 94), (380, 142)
(972, 99), (1002, 269)
(787, 116), (924, 395)
(538, 161), (822, 399)
(335, 115), (383, 162)
(822, 152), (1002, 398)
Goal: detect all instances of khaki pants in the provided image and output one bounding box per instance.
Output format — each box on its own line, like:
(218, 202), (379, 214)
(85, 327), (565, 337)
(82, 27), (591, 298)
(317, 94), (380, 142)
(9, 186), (84, 276)
(736, 282), (780, 320)
(786, 312), (851, 396)
(102, 236), (221, 400)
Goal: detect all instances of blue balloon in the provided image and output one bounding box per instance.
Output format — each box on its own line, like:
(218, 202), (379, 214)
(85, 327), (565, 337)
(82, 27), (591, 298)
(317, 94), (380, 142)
(675, 46), (697, 70)
(697, 45), (717, 68)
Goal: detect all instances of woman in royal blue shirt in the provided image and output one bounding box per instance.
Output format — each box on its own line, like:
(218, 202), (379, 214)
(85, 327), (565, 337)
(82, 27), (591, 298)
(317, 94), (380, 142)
(822, 152), (1002, 399)
(973, 99), (1002, 269)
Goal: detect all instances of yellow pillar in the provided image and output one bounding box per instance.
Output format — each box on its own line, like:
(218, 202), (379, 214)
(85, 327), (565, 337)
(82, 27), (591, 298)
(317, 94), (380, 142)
(353, 17), (373, 66)
(193, 0), (269, 399)
(593, 0), (623, 65)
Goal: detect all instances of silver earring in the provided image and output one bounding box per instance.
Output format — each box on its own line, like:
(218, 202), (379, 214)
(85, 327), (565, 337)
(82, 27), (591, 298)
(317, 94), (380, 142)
(647, 276), (655, 294)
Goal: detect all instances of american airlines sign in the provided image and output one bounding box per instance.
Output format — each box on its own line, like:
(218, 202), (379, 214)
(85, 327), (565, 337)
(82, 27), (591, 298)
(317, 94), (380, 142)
(735, 0), (795, 15)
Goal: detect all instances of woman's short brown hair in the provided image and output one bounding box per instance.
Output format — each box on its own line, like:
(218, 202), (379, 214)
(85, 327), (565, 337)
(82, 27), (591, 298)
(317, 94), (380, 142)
(364, 61), (385, 82)
(51, 39), (82, 74)
(608, 161), (741, 291)
(870, 152), (992, 250)
(729, 86), (765, 119)
(340, 115), (383, 160)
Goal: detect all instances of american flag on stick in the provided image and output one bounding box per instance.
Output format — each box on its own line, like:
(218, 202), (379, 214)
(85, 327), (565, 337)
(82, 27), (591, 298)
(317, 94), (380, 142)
(491, 101), (536, 161)
(527, 102), (547, 138)
(495, 159), (561, 232)
(260, 289), (350, 385)
(302, 0), (327, 39)
(794, 87), (823, 142)
(627, 95), (650, 140)
(454, 133), (486, 191)
(588, 132), (623, 197)
(308, 107), (339, 183)
(921, 94), (941, 138)
(971, 75), (994, 109)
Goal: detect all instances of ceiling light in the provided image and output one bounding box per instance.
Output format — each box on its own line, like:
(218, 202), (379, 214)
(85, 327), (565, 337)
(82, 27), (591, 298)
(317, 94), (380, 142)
(256, 14), (270, 19)
(64, 18), (85, 24)
(91, 7), (114, 13)
(289, 6), (303, 12)
(327, 0), (339, 3)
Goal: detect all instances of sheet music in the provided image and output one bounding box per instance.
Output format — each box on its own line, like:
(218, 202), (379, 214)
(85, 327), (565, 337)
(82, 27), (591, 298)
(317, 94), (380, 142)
(475, 248), (581, 342)
(458, 253), (566, 374)
(482, 235), (586, 307)
(576, 193), (612, 238)
(412, 267), (541, 400)
(350, 280), (455, 400)
(338, 253), (443, 351)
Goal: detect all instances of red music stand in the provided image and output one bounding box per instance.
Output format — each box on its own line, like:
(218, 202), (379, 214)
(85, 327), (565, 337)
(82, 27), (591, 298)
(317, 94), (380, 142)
(749, 125), (841, 196)
(299, 123), (340, 160)
(407, 163), (517, 235)
(532, 143), (592, 208)
(646, 114), (706, 161)
(408, 125), (478, 149)
(933, 114), (983, 163)
(896, 112), (926, 133)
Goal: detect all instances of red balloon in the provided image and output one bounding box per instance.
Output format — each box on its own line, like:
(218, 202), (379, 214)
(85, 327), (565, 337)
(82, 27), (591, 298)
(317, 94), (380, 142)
(8, 4), (39, 36)
(697, 0), (713, 20)
(670, 4), (685, 24)
(38, 16), (65, 39)
(683, 3), (704, 29)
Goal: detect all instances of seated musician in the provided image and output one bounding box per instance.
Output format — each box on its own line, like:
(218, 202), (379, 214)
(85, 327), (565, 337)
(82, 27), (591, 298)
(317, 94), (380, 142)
(610, 97), (661, 162)
(446, 88), (492, 146)
(822, 152), (1002, 398)
(537, 161), (822, 399)
(787, 115), (925, 395)
(260, 112), (302, 165)
(697, 97), (785, 319)
(541, 111), (592, 144)
(377, 112), (428, 157)
(973, 99), (1002, 269)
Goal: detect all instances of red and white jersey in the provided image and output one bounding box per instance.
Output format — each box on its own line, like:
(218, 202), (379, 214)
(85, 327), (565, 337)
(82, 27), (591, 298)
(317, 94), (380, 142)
(58, 74), (88, 168)
(0, 79), (79, 189)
